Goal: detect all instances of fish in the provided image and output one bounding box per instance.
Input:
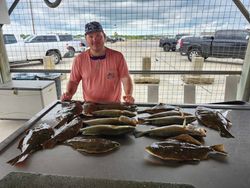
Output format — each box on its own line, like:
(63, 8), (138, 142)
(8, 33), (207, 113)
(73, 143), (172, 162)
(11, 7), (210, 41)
(7, 123), (54, 165)
(143, 115), (196, 126)
(145, 140), (227, 161)
(80, 125), (135, 136)
(43, 117), (83, 149)
(55, 101), (83, 128)
(83, 102), (137, 114)
(195, 106), (234, 138)
(168, 134), (202, 146)
(92, 109), (136, 118)
(65, 137), (120, 154)
(137, 103), (178, 114)
(145, 110), (193, 119)
(134, 124), (206, 138)
(83, 116), (137, 126)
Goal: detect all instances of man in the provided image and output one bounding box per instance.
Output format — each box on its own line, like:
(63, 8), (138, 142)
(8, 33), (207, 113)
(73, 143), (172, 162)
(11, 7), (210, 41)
(61, 21), (134, 104)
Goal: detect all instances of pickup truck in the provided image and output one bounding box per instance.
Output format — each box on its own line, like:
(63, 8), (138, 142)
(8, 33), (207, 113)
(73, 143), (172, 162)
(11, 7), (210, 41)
(3, 34), (86, 64)
(179, 30), (249, 62)
(159, 34), (190, 52)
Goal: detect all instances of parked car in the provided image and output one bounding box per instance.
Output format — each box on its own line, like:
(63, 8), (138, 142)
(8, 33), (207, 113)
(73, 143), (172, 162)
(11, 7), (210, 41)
(4, 34), (85, 64)
(180, 30), (249, 62)
(25, 34), (85, 57)
(176, 35), (193, 55)
(106, 36), (117, 43)
(116, 37), (126, 41)
(159, 33), (190, 52)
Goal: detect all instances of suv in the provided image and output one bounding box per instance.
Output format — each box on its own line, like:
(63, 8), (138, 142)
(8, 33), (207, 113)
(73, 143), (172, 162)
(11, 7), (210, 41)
(176, 35), (193, 55)
(159, 33), (190, 52)
(4, 34), (85, 64)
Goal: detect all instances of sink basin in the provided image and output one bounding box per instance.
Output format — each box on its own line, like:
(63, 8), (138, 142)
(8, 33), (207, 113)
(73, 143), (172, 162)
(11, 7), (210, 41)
(0, 172), (195, 188)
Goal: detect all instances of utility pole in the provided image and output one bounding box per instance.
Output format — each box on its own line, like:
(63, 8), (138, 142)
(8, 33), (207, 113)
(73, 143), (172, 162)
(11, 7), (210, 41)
(29, 0), (36, 34)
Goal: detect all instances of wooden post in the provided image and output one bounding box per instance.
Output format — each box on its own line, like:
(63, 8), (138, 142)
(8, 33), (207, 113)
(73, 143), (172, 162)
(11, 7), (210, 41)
(134, 57), (160, 103)
(142, 57), (151, 77)
(43, 56), (55, 69)
(192, 56), (204, 73)
(0, 28), (11, 84)
(182, 56), (214, 84)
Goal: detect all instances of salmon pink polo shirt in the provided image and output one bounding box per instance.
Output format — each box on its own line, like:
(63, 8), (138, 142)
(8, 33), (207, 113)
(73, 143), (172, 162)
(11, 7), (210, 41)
(69, 48), (129, 103)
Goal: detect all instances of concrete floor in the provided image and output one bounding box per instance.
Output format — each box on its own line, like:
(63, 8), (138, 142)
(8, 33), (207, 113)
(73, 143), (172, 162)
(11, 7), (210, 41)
(0, 120), (26, 142)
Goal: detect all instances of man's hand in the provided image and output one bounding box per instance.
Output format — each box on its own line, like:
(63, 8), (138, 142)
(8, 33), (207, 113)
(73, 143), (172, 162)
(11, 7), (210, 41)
(61, 92), (72, 101)
(123, 95), (135, 104)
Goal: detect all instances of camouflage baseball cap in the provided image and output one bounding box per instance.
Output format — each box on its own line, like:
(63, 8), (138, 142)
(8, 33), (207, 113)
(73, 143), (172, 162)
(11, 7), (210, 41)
(85, 21), (104, 35)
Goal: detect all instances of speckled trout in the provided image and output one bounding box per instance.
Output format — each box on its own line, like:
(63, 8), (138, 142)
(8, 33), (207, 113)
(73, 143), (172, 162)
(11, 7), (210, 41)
(83, 102), (137, 114)
(134, 124), (206, 138)
(83, 116), (137, 126)
(145, 111), (192, 119)
(92, 109), (136, 118)
(144, 115), (196, 126)
(80, 125), (135, 136)
(137, 103), (178, 114)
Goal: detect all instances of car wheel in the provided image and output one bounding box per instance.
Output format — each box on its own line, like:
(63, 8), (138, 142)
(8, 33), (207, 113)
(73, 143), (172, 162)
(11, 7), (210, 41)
(163, 44), (170, 52)
(48, 51), (61, 64)
(187, 48), (201, 62)
(172, 48), (176, 52)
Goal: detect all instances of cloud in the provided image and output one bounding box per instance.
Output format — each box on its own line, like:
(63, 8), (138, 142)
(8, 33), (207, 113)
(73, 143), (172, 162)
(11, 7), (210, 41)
(3, 0), (250, 36)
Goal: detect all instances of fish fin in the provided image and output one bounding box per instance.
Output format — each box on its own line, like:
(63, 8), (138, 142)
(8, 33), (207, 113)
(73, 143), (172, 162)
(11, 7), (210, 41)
(17, 137), (25, 150)
(175, 106), (181, 111)
(220, 129), (235, 138)
(180, 110), (184, 117)
(182, 117), (187, 127)
(54, 118), (67, 129)
(211, 144), (227, 155)
(133, 130), (146, 138)
(7, 153), (29, 166)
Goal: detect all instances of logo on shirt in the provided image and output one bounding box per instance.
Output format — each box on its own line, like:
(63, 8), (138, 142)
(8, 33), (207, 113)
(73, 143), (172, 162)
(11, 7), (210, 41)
(107, 72), (115, 80)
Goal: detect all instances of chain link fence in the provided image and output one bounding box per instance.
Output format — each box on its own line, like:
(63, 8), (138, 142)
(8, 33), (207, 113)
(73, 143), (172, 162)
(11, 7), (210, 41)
(2, 0), (250, 103)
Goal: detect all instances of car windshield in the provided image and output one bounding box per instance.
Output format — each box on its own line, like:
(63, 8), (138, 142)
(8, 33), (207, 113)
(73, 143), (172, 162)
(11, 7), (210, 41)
(24, 35), (35, 42)
(176, 34), (189, 40)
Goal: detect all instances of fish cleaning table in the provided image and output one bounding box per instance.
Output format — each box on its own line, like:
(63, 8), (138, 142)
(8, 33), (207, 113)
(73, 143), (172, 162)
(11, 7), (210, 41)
(0, 101), (250, 188)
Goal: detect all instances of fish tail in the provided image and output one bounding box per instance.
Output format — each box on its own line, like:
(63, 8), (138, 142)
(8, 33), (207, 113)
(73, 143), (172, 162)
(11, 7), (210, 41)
(220, 129), (235, 138)
(211, 144), (227, 155)
(133, 130), (146, 138)
(7, 153), (29, 166)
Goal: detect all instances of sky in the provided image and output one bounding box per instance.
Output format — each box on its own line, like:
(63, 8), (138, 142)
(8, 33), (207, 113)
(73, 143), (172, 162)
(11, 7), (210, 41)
(2, 0), (250, 36)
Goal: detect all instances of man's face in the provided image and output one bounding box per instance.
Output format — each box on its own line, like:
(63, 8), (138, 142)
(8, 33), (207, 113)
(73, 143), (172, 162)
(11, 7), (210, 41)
(85, 31), (106, 51)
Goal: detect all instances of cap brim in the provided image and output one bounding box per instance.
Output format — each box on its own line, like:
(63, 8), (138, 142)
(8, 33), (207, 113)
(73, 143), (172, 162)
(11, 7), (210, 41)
(85, 29), (104, 35)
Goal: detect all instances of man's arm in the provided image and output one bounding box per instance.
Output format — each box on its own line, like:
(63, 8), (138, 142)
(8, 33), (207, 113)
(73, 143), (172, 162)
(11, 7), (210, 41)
(61, 81), (79, 101)
(121, 75), (135, 104)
